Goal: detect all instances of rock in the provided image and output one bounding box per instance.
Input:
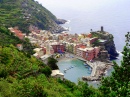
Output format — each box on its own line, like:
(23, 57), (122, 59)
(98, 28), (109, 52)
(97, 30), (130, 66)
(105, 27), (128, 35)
(91, 31), (119, 60)
(56, 19), (67, 24)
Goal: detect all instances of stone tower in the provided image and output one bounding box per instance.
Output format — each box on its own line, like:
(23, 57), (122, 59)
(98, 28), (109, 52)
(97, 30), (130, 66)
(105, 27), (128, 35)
(101, 26), (104, 32)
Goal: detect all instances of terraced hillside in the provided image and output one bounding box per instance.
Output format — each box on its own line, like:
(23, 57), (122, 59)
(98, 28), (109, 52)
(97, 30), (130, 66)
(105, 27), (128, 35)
(0, 0), (65, 33)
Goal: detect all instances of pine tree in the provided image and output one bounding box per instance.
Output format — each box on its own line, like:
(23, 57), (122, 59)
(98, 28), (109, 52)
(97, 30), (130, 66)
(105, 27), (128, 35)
(99, 32), (130, 97)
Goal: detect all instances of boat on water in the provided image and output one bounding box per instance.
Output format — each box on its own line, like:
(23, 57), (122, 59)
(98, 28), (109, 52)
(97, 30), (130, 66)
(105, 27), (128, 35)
(64, 66), (74, 73)
(71, 66), (74, 68)
(64, 69), (67, 73)
(89, 67), (92, 71)
(83, 63), (87, 66)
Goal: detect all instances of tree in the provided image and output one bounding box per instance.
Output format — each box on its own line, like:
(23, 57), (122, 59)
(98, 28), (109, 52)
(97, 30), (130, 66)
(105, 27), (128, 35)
(99, 32), (130, 97)
(47, 57), (58, 70)
(40, 66), (52, 77)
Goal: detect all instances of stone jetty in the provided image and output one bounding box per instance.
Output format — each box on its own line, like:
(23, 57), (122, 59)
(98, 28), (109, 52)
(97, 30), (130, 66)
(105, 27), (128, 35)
(82, 60), (113, 81)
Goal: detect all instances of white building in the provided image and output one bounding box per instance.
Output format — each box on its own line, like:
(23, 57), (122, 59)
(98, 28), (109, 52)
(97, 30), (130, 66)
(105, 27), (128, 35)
(51, 70), (64, 80)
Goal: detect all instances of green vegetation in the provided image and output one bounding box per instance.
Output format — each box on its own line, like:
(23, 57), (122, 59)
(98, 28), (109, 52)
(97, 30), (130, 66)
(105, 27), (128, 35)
(0, 26), (35, 55)
(0, 45), (45, 78)
(92, 40), (100, 47)
(0, 0), (58, 33)
(47, 57), (59, 70)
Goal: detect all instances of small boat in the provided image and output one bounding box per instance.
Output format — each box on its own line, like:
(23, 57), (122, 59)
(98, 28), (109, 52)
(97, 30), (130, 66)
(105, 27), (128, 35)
(83, 63), (87, 66)
(64, 69), (67, 73)
(89, 67), (92, 71)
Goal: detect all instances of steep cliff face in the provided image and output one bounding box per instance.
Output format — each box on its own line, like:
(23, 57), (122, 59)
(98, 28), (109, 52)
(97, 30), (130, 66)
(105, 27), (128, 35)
(104, 37), (119, 59)
(0, 0), (65, 33)
(91, 31), (119, 59)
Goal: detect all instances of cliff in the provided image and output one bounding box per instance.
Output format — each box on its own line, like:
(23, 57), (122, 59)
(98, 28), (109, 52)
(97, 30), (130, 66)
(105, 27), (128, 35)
(0, 0), (65, 33)
(91, 30), (119, 59)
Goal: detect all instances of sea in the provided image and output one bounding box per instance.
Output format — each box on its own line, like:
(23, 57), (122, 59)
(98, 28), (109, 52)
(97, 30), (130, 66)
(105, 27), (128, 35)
(36, 0), (130, 84)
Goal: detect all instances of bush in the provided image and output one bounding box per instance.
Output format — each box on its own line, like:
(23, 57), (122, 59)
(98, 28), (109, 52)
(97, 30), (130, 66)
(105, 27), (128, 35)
(47, 57), (59, 70)
(40, 66), (52, 77)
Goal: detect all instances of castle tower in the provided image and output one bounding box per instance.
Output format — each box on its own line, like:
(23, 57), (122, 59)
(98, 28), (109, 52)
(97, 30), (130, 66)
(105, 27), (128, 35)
(101, 26), (104, 32)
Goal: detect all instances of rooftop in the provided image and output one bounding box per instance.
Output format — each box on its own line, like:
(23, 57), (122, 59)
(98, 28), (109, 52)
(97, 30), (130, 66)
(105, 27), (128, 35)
(78, 47), (94, 51)
(40, 54), (52, 60)
(51, 70), (64, 76)
(34, 48), (42, 52)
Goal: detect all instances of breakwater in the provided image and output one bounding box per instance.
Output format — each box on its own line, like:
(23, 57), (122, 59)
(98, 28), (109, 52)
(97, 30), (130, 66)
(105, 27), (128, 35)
(82, 61), (113, 81)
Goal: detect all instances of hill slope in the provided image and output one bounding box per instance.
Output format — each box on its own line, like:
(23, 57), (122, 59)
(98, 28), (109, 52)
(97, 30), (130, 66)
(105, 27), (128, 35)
(0, 0), (65, 33)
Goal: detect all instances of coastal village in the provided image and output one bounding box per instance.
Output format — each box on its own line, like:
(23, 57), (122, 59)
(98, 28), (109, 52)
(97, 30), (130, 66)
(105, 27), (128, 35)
(8, 26), (113, 81)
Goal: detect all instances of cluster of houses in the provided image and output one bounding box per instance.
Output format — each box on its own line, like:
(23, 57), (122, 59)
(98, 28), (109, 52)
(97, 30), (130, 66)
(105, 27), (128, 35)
(26, 27), (104, 62)
(8, 26), (109, 80)
(8, 27), (108, 62)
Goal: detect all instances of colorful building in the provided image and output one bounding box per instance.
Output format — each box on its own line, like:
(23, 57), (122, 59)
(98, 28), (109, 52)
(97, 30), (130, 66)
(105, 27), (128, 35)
(94, 47), (100, 58)
(76, 46), (100, 61)
(8, 27), (25, 40)
(51, 42), (65, 53)
(16, 44), (23, 50)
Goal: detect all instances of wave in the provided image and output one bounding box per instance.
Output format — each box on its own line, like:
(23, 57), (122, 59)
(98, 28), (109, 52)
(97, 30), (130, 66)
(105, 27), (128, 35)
(66, 20), (71, 24)
(116, 50), (123, 56)
(63, 26), (71, 31)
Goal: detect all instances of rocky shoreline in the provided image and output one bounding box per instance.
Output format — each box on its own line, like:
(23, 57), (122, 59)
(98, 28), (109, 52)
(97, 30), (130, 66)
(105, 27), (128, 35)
(56, 19), (67, 24)
(48, 19), (68, 33)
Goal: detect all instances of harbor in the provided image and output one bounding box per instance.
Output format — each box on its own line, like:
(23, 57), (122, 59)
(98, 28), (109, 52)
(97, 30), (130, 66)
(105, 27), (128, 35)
(57, 52), (113, 83)
(57, 57), (91, 84)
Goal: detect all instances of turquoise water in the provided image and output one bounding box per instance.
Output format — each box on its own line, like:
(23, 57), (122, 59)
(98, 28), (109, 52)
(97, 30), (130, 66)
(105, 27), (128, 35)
(57, 59), (91, 83)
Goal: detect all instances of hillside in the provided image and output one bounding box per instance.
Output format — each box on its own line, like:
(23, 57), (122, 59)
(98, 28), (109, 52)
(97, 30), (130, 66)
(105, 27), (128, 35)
(0, 29), (129, 97)
(0, 0), (65, 33)
(0, 26), (35, 55)
(0, 45), (77, 97)
(0, 43), (102, 97)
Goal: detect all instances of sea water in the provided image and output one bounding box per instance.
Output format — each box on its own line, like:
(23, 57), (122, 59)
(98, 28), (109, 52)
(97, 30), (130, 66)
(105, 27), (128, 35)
(36, 0), (128, 84)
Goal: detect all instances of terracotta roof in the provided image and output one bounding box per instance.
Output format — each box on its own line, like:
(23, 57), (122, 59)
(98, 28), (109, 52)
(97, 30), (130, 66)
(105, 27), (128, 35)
(17, 44), (22, 47)
(9, 29), (24, 39)
(80, 46), (86, 49)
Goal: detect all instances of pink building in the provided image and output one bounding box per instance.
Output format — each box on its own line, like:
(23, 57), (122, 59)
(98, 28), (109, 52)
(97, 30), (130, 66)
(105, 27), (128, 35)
(76, 46), (100, 61)
(74, 44), (86, 54)
(94, 47), (100, 58)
